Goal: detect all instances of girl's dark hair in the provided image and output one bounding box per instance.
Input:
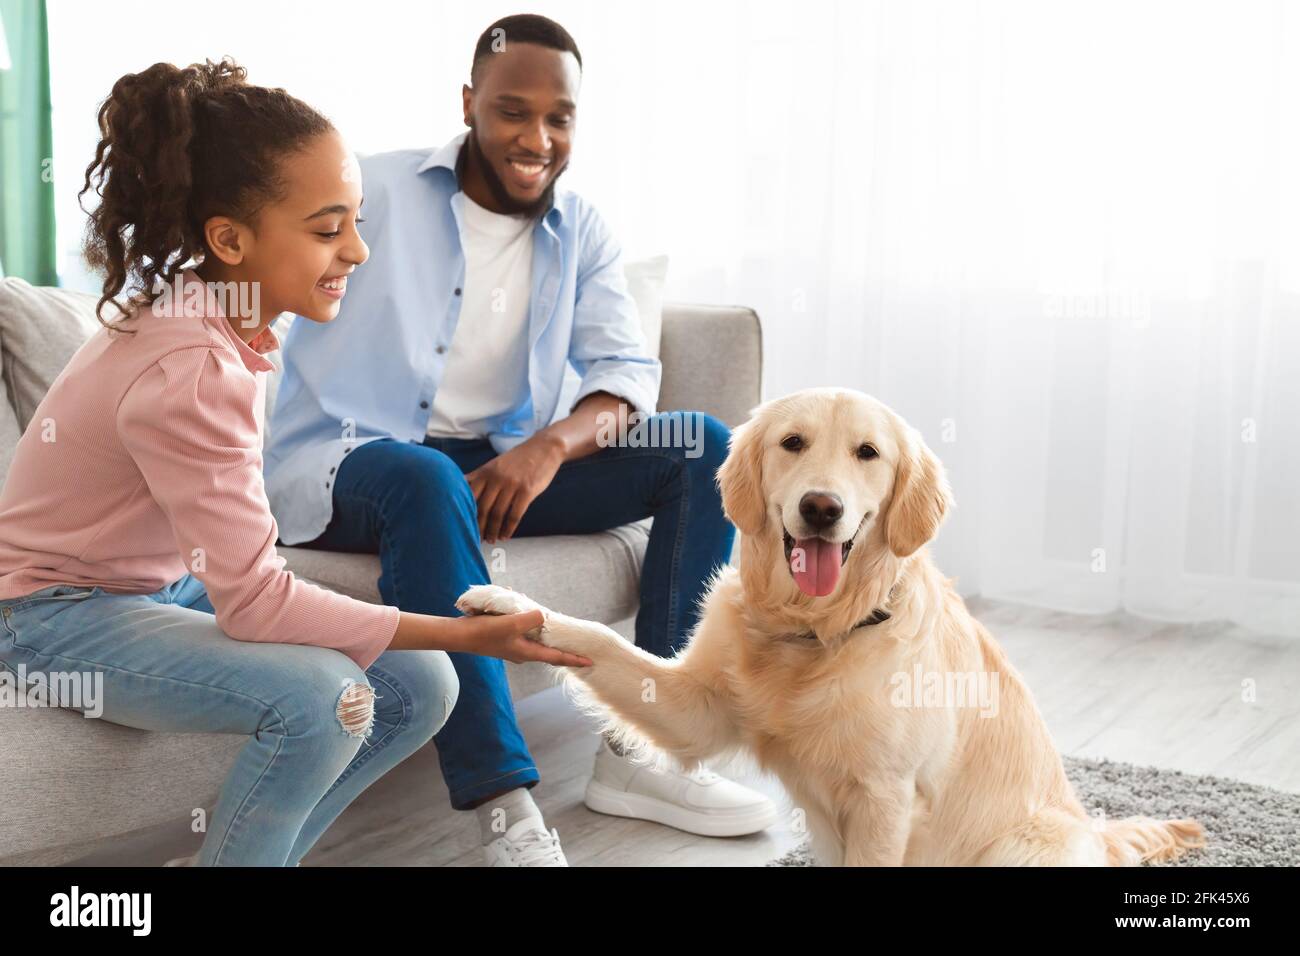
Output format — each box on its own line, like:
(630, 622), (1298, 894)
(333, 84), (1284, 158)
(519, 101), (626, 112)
(79, 57), (333, 329)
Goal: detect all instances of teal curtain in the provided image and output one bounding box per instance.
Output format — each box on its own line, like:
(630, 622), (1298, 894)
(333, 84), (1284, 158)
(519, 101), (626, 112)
(0, 0), (57, 284)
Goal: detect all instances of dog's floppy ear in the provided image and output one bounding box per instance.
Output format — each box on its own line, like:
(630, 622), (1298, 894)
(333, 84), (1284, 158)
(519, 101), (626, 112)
(717, 413), (767, 536)
(883, 424), (953, 558)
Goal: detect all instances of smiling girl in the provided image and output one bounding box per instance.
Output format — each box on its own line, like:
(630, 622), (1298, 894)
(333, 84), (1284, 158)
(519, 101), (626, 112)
(0, 59), (588, 867)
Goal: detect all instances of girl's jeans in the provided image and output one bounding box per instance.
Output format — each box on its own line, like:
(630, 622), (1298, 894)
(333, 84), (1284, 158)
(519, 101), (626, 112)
(0, 574), (458, 866)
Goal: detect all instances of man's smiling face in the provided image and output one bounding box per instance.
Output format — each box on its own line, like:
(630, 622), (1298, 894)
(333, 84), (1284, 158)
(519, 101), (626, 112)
(461, 41), (580, 216)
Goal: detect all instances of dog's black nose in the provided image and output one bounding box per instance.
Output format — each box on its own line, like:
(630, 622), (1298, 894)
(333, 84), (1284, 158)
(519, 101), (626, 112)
(799, 492), (843, 530)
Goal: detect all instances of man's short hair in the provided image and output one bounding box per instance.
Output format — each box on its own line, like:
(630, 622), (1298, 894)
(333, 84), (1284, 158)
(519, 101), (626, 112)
(471, 13), (583, 83)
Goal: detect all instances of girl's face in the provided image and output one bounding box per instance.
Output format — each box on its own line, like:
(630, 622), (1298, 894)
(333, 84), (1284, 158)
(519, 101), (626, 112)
(215, 129), (368, 325)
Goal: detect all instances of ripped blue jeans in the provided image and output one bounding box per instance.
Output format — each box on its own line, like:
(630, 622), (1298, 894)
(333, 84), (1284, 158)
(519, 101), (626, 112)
(0, 573), (458, 866)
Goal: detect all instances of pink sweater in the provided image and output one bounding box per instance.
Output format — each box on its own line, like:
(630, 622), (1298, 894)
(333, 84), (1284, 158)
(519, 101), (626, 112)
(0, 270), (399, 670)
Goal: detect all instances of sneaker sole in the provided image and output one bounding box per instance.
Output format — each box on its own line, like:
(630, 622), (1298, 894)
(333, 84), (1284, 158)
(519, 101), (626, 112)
(584, 779), (778, 838)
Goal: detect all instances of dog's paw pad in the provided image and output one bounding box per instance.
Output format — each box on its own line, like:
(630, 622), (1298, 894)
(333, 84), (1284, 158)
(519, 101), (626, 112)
(455, 584), (544, 618)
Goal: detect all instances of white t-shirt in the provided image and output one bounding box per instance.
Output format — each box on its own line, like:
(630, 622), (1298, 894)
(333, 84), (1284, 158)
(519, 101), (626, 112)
(425, 194), (535, 440)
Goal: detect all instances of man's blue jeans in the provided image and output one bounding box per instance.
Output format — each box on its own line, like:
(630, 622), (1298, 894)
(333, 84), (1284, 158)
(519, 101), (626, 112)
(298, 411), (736, 810)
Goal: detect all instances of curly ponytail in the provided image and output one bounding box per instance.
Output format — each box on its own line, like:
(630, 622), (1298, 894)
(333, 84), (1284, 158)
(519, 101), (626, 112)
(79, 58), (333, 329)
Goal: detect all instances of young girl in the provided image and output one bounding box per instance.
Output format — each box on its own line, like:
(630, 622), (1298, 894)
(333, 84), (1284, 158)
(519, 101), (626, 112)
(0, 58), (589, 867)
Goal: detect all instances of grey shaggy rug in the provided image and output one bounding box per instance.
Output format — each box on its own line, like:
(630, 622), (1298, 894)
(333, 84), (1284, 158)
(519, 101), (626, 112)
(767, 756), (1300, 866)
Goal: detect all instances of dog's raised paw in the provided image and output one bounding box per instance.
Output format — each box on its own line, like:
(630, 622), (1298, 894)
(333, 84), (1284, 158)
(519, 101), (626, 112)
(455, 584), (546, 619)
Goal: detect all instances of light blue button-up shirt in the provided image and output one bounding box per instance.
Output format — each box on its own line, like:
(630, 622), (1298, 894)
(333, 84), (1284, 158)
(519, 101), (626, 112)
(264, 131), (662, 545)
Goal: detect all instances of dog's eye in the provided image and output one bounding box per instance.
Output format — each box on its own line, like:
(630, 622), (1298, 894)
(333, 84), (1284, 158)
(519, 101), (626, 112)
(857, 443), (879, 461)
(780, 434), (805, 452)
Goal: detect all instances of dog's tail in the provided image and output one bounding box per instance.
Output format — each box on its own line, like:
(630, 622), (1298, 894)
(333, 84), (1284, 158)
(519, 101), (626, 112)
(1101, 816), (1206, 865)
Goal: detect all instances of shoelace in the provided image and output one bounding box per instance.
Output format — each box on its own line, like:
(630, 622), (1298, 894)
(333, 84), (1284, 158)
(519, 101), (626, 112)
(509, 826), (566, 866)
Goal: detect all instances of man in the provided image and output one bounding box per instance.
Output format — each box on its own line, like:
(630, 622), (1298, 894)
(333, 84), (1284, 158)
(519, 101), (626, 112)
(265, 14), (776, 866)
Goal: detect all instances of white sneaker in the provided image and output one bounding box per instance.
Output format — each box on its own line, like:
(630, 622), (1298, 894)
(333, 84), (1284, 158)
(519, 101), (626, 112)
(482, 817), (569, 867)
(584, 739), (778, 837)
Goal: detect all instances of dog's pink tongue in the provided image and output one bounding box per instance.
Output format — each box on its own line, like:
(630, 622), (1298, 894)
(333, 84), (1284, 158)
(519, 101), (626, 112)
(790, 537), (842, 597)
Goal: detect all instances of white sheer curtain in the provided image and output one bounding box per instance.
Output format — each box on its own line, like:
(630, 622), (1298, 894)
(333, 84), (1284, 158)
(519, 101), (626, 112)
(48, 0), (1300, 635)
(580, 0), (1300, 638)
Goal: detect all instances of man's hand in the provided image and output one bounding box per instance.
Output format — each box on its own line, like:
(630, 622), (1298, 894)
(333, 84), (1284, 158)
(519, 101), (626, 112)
(465, 433), (566, 543)
(465, 391), (631, 543)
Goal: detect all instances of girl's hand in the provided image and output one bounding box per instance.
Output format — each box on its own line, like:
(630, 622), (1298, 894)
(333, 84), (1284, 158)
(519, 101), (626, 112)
(440, 609), (592, 667)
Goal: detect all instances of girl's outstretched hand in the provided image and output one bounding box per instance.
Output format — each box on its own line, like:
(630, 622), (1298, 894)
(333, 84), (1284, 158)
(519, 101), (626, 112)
(442, 609), (592, 667)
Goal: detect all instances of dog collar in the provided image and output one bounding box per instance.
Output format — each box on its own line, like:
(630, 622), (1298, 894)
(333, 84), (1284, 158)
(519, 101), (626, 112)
(855, 607), (893, 628)
(791, 607), (891, 642)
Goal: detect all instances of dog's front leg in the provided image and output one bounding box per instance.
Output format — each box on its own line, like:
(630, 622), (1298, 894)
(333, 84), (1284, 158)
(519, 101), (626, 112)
(457, 585), (738, 767)
(840, 775), (916, 867)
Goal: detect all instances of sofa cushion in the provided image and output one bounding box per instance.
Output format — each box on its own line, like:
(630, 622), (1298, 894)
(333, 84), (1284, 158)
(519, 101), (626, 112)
(279, 522), (648, 620)
(0, 704), (244, 865)
(0, 279), (101, 430)
(0, 349), (21, 486)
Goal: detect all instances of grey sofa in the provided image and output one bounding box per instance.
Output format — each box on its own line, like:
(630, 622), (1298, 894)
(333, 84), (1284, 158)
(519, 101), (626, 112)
(0, 278), (761, 865)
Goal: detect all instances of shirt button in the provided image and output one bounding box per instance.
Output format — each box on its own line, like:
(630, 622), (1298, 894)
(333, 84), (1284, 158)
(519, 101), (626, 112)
(453, 288), (462, 296)
(435, 345), (447, 355)
(420, 400), (429, 409)
(329, 466), (336, 474)
(325, 480), (331, 489)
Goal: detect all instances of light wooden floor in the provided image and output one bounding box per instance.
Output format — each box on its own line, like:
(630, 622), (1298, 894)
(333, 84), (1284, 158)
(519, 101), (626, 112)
(76, 597), (1300, 867)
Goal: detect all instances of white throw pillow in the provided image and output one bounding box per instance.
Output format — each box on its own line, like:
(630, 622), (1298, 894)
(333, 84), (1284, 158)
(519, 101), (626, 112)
(624, 254), (669, 359)
(551, 254), (669, 423)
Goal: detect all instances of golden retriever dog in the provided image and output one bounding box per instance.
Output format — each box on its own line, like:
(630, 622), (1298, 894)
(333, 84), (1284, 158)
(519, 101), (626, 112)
(457, 388), (1205, 866)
